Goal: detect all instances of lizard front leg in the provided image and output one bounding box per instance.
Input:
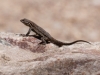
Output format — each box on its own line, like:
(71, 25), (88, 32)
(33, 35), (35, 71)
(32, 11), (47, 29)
(26, 28), (31, 36)
(20, 28), (32, 37)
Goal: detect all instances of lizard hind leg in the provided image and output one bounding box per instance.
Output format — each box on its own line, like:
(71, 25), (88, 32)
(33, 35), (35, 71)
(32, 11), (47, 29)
(39, 37), (49, 45)
(39, 40), (50, 44)
(39, 37), (46, 45)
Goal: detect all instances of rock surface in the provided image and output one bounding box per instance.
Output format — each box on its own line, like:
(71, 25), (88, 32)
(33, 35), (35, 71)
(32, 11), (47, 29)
(0, 32), (100, 75)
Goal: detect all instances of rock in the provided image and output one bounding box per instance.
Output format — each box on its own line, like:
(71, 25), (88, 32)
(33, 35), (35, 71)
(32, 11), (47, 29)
(0, 32), (100, 75)
(0, 32), (47, 53)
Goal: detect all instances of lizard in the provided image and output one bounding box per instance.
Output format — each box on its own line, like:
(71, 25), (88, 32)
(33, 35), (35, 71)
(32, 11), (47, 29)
(20, 18), (90, 47)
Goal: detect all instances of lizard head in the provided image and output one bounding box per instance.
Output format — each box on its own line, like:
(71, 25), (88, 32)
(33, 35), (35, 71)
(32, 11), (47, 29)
(20, 18), (30, 26)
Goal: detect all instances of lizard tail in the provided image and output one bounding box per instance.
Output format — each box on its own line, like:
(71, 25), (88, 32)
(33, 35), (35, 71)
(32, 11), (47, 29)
(53, 39), (90, 47)
(64, 40), (90, 45)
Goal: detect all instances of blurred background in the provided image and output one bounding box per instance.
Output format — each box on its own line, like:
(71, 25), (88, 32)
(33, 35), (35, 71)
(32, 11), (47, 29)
(0, 0), (100, 42)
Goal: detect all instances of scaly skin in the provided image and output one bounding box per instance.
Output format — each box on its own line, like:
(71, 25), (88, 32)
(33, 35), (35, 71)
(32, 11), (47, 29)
(20, 18), (90, 47)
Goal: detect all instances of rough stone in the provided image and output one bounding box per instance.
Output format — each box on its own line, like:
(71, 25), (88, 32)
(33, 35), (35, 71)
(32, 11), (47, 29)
(0, 32), (99, 75)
